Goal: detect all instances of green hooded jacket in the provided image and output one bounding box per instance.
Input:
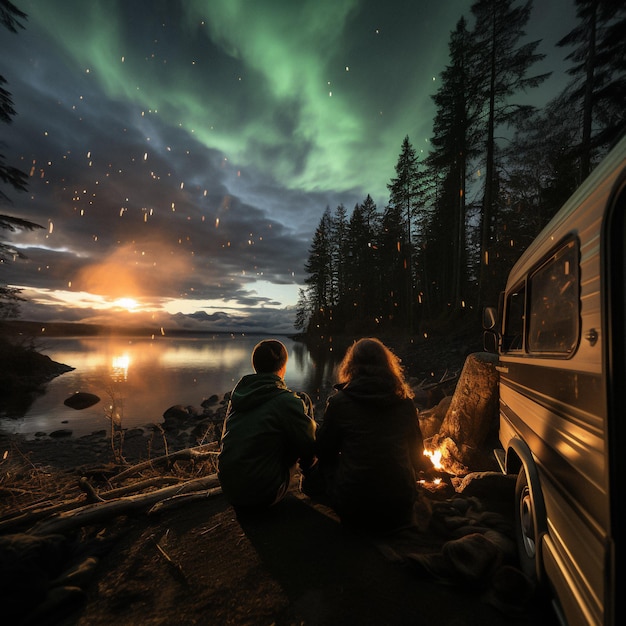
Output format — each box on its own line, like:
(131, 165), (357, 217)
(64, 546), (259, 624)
(218, 373), (316, 507)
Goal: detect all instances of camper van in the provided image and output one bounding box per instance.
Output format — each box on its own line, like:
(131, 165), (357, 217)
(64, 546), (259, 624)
(483, 134), (625, 626)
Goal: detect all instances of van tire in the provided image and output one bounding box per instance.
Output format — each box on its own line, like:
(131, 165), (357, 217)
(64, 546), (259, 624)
(514, 466), (541, 583)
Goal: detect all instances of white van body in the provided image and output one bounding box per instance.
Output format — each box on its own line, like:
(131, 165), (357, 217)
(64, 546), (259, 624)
(487, 134), (625, 626)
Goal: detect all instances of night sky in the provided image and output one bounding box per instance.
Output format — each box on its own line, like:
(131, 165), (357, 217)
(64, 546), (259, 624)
(1, 0), (576, 333)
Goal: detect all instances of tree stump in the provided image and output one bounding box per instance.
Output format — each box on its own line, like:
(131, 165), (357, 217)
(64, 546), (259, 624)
(424, 352), (499, 475)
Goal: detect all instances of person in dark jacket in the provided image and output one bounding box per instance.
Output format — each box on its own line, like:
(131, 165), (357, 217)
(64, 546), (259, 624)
(315, 337), (427, 532)
(218, 339), (317, 509)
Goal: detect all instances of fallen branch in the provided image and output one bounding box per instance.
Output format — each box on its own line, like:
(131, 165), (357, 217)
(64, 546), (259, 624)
(0, 496), (55, 521)
(417, 369), (460, 391)
(148, 486), (222, 514)
(1, 475), (190, 533)
(99, 476), (184, 499)
(199, 522), (222, 535)
(152, 536), (189, 586)
(0, 487), (31, 497)
(78, 477), (105, 503)
(28, 474), (221, 536)
(77, 475), (185, 503)
(0, 495), (87, 534)
(110, 445), (219, 484)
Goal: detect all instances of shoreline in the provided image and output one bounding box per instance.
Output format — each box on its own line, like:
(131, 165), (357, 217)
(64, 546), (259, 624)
(1, 323), (483, 474)
(1, 393), (229, 472)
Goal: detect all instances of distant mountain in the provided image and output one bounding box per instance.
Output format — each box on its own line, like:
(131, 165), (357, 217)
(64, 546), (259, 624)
(186, 311), (231, 322)
(0, 316), (278, 338)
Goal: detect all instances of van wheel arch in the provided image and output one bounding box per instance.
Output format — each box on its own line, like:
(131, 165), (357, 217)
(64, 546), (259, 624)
(506, 438), (548, 585)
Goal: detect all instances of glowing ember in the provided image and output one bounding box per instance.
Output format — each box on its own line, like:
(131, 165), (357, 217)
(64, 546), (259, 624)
(418, 477), (442, 486)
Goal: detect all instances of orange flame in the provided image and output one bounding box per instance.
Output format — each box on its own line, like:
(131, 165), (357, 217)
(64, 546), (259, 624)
(424, 448), (443, 470)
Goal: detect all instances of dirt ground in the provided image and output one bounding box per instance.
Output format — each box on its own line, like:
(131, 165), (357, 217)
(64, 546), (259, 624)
(0, 433), (562, 626)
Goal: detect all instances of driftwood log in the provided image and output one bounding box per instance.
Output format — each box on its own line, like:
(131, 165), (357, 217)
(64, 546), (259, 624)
(424, 352), (499, 475)
(88, 476), (184, 500)
(27, 474), (221, 536)
(0, 495), (87, 533)
(0, 444), (221, 533)
(148, 486), (223, 514)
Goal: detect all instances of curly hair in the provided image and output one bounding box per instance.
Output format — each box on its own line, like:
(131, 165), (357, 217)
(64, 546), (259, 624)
(337, 337), (414, 399)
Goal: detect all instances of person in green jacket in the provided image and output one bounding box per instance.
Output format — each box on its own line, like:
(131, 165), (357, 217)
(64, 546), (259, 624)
(218, 339), (317, 509)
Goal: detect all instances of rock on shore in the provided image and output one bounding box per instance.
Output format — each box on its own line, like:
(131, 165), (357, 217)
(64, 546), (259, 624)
(1, 392), (231, 471)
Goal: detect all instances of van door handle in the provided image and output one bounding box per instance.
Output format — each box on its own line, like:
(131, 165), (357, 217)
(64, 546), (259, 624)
(585, 328), (598, 346)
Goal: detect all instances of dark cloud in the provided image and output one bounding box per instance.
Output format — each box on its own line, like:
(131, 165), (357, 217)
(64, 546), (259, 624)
(1, 0), (576, 332)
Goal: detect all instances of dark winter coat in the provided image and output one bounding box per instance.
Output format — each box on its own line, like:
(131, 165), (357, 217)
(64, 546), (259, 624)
(218, 373), (316, 508)
(316, 377), (426, 530)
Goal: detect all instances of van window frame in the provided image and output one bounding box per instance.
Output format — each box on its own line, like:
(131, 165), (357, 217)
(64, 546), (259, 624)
(501, 235), (581, 359)
(502, 281), (526, 353)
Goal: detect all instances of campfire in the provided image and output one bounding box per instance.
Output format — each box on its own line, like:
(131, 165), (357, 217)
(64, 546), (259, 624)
(423, 435), (473, 476)
(418, 446), (453, 493)
(416, 350), (500, 484)
(423, 447), (443, 470)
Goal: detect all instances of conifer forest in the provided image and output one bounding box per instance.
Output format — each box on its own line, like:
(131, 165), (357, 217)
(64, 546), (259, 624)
(296, 0), (625, 337)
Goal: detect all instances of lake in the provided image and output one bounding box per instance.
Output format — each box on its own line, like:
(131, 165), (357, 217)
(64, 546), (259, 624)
(0, 334), (340, 439)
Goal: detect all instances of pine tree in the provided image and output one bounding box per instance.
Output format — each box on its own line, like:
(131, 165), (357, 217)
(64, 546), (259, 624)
(0, 1), (43, 319)
(501, 99), (580, 242)
(356, 194), (381, 323)
(427, 16), (481, 315)
(343, 202), (366, 329)
(386, 136), (425, 332)
(379, 202), (407, 331)
(343, 196), (381, 332)
(0, 215), (43, 263)
(387, 136), (425, 246)
(331, 203), (348, 327)
(294, 288), (312, 332)
(470, 0), (550, 307)
(557, 0), (626, 180)
(303, 207), (334, 333)
(360, 194), (380, 233)
(0, 0), (28, 204)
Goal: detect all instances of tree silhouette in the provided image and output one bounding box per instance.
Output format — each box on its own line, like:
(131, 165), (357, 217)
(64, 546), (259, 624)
(344, 196), (381, 332)
(0, 0), (28, 203)
(303, 207), (334, 333)
(0, 1), (43, 318)
(557, 0), (626, 181)
(387, 136), (425, 332)
(470, 0), (550, 308)
(293, 0), (623, 337)
(427, 16), (481, 316)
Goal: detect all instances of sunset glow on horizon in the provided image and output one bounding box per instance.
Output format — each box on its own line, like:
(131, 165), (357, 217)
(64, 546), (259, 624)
(113, 298), (140, 312)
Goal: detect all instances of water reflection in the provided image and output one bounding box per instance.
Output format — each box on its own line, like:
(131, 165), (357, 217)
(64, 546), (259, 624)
(0, 335), (342, 438)
(290, 340), (338, 407)
(111, 354), (130, 382)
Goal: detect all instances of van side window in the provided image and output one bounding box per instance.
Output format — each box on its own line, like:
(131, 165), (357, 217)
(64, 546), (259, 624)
(503, 285), (525, 351)
(528, 240), (579, 355)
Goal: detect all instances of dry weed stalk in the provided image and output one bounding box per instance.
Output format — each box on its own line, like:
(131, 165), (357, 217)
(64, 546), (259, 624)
(0, 443), (81, 524)
(104, 386), (125, 464)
